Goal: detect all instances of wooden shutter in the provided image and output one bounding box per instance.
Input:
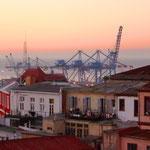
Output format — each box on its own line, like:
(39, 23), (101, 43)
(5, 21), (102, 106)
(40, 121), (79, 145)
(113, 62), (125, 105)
(97, 99), (101, 112)
(74, 97), (77, 109)
(88, 98), (91, 110)
(83, 98), (86, 113)
(69, 96), (72, 110)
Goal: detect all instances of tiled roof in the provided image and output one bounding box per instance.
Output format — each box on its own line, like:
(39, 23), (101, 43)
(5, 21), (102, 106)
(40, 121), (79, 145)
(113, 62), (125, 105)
(0, 135), (96, 150)
(119, 127), (150, 140)
(107, 65), (150, 81)
(19, 67), (67, 83)
(104, 126), (150, 140)
(137, 83), (150, 92)
(116, 82), (146, 96)
(63, 80), (146, 95)
(11, 82), (66, 93)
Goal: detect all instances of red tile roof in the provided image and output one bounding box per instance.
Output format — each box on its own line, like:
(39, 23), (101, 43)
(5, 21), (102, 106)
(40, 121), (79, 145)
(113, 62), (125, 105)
(119, 127), (150, 140)
(137, 83), (150, 92)
(19, 67), (67, 83)
(0, 135), (96, 150)
(108, 65), (150, 81)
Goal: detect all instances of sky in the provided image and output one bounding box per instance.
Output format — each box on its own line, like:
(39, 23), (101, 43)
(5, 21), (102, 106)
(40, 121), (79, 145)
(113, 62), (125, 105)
(0, 0), (150, 67)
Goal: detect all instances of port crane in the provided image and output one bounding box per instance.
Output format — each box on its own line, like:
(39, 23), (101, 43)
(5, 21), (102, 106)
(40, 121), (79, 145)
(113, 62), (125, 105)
(55, 26), (127, 84)
(5, 26), (133, 84)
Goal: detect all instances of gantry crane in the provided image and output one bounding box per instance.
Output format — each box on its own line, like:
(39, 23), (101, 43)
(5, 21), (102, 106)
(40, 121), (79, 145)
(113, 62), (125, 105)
(55, 26), (125, 84)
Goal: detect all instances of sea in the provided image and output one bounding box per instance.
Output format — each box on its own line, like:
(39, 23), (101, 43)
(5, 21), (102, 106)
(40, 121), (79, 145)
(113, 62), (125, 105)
(0, 49), (149, 80)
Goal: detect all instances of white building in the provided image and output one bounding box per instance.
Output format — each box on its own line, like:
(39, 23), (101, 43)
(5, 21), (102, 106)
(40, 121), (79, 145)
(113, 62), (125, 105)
(10, 82), (67, 117)
(117, 88), (139, 122)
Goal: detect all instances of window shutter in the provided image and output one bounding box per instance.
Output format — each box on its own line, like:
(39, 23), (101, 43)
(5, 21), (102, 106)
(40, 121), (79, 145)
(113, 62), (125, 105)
(74, 97), (77, 109)
(83, 98), (86, 113)
(103, 99), (105, 112)
(97, 99), (101, 112)
(69, 97), (73, 110)
(88, 98), (91, 110)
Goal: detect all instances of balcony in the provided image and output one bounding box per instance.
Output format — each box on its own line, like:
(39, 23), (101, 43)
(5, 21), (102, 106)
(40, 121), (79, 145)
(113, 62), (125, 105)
(66, 108), (116, 121)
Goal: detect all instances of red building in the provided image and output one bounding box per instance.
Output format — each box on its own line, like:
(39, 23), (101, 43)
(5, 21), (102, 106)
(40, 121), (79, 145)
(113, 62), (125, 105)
(0, 90), (10, 116)
(19, 67), (67, 85)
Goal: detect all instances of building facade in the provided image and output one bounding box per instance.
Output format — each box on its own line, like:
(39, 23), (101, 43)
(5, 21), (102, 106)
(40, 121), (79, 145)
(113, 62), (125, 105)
(10, 82), (64, 117)
(0, 90), (10, 117)
(62, 86), (117, 116)
(103, 83), (150, 150)
(117, 95), (138, 121)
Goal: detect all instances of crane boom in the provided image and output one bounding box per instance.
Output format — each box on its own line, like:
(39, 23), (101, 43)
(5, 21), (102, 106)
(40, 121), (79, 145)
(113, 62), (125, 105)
(115, 26), (123, 63)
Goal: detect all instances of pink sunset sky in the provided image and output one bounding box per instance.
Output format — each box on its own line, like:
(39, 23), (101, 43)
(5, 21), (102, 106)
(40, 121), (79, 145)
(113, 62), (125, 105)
(0, 0), (149, 53)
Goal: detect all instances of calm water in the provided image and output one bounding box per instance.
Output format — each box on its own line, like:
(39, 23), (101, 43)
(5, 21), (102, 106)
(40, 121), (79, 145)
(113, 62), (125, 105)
(0, 49), (150, 80)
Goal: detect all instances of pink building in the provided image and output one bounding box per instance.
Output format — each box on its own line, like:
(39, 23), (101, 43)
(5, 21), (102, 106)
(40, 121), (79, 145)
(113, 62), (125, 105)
(103, 83), (150, 150)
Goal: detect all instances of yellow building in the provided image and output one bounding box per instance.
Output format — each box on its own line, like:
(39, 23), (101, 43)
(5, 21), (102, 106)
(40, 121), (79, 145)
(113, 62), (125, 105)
(43, 114), (116, 138)
(62, 80), (144, 117)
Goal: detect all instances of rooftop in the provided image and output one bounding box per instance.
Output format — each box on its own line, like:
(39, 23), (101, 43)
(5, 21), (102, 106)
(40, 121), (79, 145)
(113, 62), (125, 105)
(0, 135), (96, 150)
(11, 82), (67, 93)
(63, 80), (146, 95)
(44, 114), (65, 121)
(0, 125), (18, 134)
(19, 67), (67, 83)
(107, 65), (150, 81)
(119, 127), (150, 140)
(137, 83), (150, 92)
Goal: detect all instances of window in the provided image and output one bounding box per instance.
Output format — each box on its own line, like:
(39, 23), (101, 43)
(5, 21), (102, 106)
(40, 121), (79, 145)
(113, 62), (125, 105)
(66, 122), (70, 126)
(40, 98), (44, 103)
(77, 124), (83, 127)
(47, 127), (52, 130)
(49, 99), (54, 104)
(40, 104), (44, 112)
(69, 96), (77, 110)
(83, 97), (91, 113)
(71, 123), (75, 127)
(119, 99), (125, 111)
(20, 103), (24, 110)
(30, 97), (35, 102)
(77, 129), (82, 137)
(145, 97), (150, 115)
(30, 97), (35, 111)
(66, 127), (71, 135)
(7, 96), (9, 108)
(84, 129), (88, 137)
(71, 128), (75, 135)
(2, 94), (5, 106)
(30, 103), (35, 111)
(40, 98), (44, 112)
(112, 99), (115, 107)
(20, 96), (24, 101)
(84, 124), (88, 128)
(134, 100), (138, 117)
(97, 98), (105, 113)
(128, 143), (137, 150)
(147, 146), (150, 150)
(49, 99), (54, 115)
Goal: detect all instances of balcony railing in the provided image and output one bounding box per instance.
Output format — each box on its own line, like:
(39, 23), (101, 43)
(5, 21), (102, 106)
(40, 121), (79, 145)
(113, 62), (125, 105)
(66, 108), (116, 121)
